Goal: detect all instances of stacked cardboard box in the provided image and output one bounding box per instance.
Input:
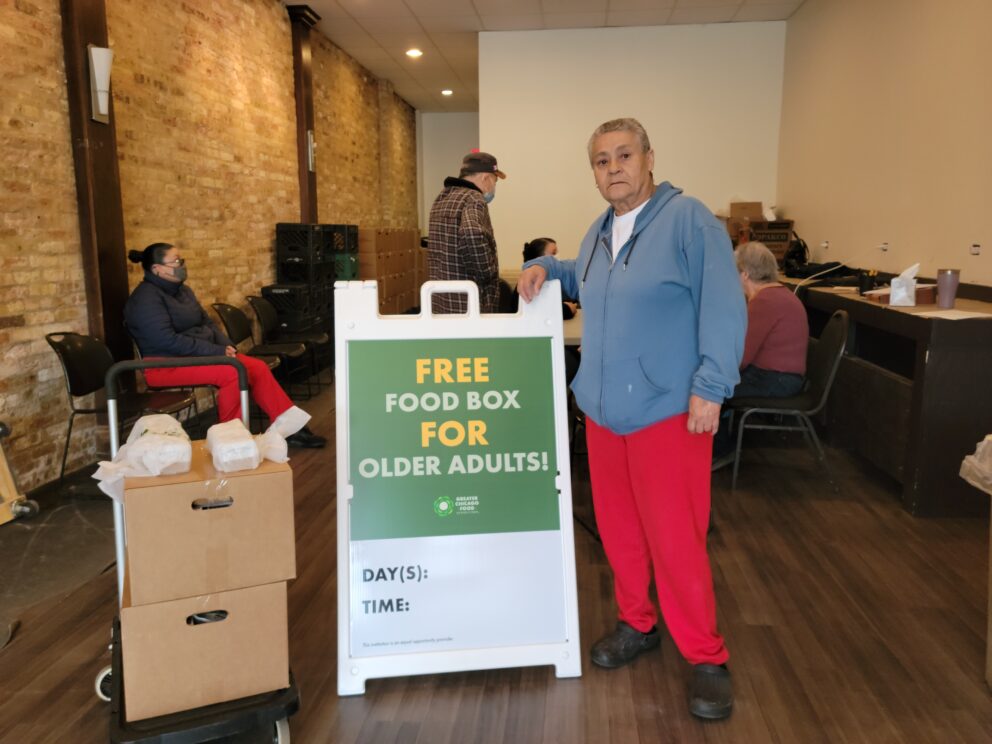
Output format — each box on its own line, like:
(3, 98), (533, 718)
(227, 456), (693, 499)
(358, 228), (424, 314)
(120, 442), (296, 721)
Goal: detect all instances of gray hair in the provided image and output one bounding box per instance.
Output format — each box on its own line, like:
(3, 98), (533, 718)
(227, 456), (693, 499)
(735, 241), (779, 283)
(587, 118), (652, 163)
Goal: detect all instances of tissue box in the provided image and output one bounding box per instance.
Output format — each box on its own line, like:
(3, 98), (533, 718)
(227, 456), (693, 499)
(863, 284), (938, 305)
(122, 442), (296, 605)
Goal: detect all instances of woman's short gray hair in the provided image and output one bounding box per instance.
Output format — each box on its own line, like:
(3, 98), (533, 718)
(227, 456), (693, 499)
(587, 118), (652, 163)
(735, 241), (779, 283)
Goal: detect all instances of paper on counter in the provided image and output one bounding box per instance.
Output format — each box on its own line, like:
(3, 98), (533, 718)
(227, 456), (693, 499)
(914, 309), (992, 320)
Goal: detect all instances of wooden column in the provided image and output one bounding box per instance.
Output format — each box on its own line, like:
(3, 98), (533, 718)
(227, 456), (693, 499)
(61, 0), (131, 362)
(287, 5), (320, 224)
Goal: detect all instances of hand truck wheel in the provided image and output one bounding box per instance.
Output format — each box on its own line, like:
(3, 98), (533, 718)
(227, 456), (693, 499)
(273, 717), (291, 743)
(95, 665), (112, 702)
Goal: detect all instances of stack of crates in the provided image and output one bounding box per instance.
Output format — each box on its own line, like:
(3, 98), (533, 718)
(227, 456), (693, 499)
(266, 223), (358, 333)
(357, 228), (422, 314)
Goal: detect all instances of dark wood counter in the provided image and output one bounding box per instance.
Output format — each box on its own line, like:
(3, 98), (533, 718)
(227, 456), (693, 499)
(791, 283), (992, 516)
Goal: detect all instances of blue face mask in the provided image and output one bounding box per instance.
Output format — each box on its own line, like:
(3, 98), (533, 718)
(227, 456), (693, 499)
(483, 191), (495, 204)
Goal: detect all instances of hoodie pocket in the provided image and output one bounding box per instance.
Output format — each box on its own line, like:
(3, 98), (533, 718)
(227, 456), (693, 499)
(602, 356), (670, 430)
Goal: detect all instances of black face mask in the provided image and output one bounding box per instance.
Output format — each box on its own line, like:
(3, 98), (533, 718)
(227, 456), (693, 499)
(171, 265), (188, 282)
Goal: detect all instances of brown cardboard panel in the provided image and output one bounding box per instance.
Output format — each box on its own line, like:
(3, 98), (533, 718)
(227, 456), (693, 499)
(121, 582), (289, 722)
(730, 201), (763, 220)
(124, 442), (295, 606)
(358, 227), (377, 254)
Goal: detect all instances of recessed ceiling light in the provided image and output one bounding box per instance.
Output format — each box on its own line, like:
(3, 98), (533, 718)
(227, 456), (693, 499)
(441, 89), (453, 96)
(406, 49), (423, 58)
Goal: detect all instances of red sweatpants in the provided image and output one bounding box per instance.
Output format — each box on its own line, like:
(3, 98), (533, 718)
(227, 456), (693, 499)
(144, 354), (293, 424)
(586, 413), (728, 666)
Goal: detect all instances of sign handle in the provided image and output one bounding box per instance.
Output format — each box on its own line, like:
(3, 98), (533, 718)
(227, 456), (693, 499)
(419, 281), (481, 317)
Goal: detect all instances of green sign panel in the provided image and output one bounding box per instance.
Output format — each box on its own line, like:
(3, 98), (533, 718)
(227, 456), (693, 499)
(348, 337), (560, 540)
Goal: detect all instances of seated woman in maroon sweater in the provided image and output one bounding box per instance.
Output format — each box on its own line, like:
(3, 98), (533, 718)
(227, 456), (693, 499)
(734, 241), (809, 399)
(713, 242), (808, 467)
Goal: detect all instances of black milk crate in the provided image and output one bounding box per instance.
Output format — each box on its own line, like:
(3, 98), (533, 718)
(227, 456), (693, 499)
(262, 283), (312, 316)
(334, 251), (358, 280)
(277, 256), (318, 285)
(322, 224), (358, 254)
(278, 311), (322, 334)
(276, 223), (331, 266)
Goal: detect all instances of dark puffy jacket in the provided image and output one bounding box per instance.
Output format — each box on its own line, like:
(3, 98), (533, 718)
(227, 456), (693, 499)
(124, 273), (233, 357)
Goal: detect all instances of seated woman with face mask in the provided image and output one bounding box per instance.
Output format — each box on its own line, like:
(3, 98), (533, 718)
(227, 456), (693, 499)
(123, 242), (325, 448)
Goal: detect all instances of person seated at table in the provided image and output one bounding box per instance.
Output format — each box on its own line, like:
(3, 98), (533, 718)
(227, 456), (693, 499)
(712, 241), (808, 469)
(521, 238), (578, 319)
(124, 242), (326, 448)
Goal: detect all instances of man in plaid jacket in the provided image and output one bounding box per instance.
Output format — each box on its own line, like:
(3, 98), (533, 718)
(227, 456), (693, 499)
(427, 152), (506, 313)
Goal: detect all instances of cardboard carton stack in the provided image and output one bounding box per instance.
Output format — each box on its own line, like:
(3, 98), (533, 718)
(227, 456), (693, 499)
(721, 202), (794, 263)
(119, 442), (296, 721)
(357, 228), (424, 314)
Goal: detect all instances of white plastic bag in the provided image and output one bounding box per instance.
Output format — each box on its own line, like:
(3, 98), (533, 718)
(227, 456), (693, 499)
(206, 419), (260, 473)
(93, 414), (192, 501)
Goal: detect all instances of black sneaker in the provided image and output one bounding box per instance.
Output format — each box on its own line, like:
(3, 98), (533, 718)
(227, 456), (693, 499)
(590, 621), (660, 668)
(689, 663), (733, 720)
(286, 426), (326, 449)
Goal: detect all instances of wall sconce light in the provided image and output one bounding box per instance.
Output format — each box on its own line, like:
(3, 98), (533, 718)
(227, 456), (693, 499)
(87, 44), (114, 124)
(307, 130), (316, 172)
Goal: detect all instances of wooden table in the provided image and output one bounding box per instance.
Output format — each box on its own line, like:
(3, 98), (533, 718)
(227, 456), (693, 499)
(563, 309), (582, 347)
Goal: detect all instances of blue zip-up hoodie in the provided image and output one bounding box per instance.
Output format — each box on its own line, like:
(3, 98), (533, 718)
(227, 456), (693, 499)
(527, 182), (746, 435)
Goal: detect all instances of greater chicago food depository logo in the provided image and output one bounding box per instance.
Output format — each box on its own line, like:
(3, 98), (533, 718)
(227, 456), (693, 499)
(433, 495), (455, 517)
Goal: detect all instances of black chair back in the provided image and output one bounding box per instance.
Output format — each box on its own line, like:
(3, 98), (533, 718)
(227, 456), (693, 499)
(246, 296), (279, 342)
(45, 332), (115, 398)
(804, 310), (849, 415)
(212, 303), (254, 346)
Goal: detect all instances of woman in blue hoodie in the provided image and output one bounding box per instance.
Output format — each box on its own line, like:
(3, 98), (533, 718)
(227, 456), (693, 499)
(518, 118), (746, 720)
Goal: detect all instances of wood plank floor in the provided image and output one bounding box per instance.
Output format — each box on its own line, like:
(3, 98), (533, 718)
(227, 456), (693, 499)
(0, 384), (989, 742)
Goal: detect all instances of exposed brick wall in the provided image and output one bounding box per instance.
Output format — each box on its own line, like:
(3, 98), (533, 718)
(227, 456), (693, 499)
(0, 0), (94, 490)
(311, 33), (381, 226)
(312, 35), (418, 229)
(378, 80), (418, 229)
(107, 0), (299, 305)
(0, 1), (420, 492)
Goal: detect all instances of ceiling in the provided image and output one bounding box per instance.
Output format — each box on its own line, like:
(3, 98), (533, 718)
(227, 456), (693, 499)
(302, 1), (806, 113)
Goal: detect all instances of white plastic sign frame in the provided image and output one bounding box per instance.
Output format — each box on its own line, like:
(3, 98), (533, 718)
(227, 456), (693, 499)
(335, 279), (582, 695)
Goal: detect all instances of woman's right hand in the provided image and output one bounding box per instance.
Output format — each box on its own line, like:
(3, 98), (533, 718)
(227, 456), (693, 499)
(225, 345), (238, 358)
(517, 265), (548, 303)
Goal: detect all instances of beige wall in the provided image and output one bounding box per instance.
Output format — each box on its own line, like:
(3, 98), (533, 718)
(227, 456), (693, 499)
(0, 0), (418, 492)
(778, 0), (992, 284)
(479, 23), (787, 272)
(418, 112), (480, 232)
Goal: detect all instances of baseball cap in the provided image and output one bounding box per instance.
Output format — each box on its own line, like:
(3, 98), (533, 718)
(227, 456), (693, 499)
(461, 152), (506, 179)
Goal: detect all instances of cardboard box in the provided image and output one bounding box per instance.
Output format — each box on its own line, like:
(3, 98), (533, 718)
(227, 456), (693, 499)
(864, 284), (938, 305)
(123, 442), (295, 606)
(749, 219), (795, 262)
(121, 581), (289, 721)
(730, 201), (763, 221)
(358, 228), (377, 254)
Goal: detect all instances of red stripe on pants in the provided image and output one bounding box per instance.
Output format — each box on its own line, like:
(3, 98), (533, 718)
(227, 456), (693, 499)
(586, 413), (728, 666)
(144, 354), (293, 424)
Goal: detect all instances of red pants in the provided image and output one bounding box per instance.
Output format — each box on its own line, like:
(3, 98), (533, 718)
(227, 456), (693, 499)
(144, 354), (293, 424)
(586, 413), (728, 666)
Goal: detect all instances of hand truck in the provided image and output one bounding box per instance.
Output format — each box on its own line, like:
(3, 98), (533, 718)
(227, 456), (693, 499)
(97, 358), (299, 743)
